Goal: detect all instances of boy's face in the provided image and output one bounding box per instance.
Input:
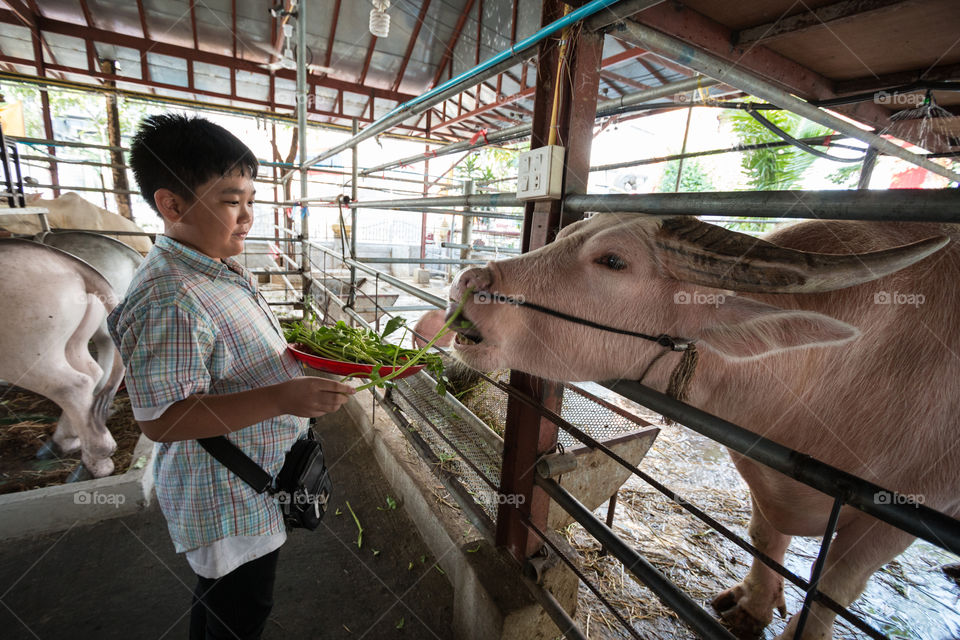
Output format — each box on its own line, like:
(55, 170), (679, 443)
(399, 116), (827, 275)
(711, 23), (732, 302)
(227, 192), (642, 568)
(159, 170), (254, 260)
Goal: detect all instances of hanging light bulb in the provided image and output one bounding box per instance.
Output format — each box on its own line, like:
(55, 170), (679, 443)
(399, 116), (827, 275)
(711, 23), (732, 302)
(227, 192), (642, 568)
(369, 0), (390, 38)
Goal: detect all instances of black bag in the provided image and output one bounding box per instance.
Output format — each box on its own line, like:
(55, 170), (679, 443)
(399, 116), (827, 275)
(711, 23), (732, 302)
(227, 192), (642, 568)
(197, 427), (332, 531)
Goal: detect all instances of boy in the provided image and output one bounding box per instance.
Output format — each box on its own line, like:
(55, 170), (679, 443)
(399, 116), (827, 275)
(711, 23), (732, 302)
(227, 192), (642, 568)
(108, 113), (354, 639)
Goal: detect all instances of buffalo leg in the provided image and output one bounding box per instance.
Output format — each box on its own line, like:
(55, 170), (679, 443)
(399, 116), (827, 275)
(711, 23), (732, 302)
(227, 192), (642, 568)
(777, 516), (914, 640)
(713, 497), (791, 638)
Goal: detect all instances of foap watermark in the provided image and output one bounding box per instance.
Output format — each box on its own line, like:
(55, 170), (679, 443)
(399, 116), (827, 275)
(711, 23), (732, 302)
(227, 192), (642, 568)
(276, 91), (319, 109)
(873, 490), (925, 508)
(873, 290), (925, 308)
(273, 490), (327, 508)
(473, 291), (524, 305)
(73, 291), (120, 306)
(479, 492), (526, 510)
(874, 90), (926, 107)
(674, 290), (726, 307)
(74, 490), (126, 508)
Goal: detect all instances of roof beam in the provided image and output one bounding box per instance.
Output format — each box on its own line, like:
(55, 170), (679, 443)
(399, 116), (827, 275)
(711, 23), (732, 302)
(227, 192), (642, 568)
(358, 35), (377, 85)
(598, 45), (647, 68)
(324, 0), (341, 69)
(432, 86), (536, 131)
(77, 0), (94, 28)
(600, 69), (650, 91)
(430, 44), (656, 133)
(634, 2), (894, 130)
(0, 10), (417, 105)
(734, 0), (913, 46)
(637, 57), (667, 84)
(189, 0), (198, 50)
(835, 61), (960, 94)
(3, 0), (35, 28)
(430, 0), (476, 89)
(392, 0), (431, 92)
(135, 0), (150, 39)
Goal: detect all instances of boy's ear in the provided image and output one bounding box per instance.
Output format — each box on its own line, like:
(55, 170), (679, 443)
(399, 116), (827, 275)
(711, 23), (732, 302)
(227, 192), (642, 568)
(154, 188), (188, 222)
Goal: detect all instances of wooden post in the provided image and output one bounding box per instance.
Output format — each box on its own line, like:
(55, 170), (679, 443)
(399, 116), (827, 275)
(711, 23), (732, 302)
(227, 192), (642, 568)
(496, 0), (604, 561)
(99, 58), (133, 219)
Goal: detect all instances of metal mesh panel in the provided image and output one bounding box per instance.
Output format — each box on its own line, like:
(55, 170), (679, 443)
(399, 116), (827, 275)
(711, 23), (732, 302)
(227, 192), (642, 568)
(392, 373), (503, 522)
(455, 370), (649, 448)
(390, 370), (652, 527)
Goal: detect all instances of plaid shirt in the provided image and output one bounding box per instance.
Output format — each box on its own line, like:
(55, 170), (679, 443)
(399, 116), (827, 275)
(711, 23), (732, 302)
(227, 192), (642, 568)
(108, 234), (306, 553)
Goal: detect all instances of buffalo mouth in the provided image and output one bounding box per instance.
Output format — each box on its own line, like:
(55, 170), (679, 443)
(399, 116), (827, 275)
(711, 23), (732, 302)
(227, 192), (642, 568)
(449, 312), (484, 346)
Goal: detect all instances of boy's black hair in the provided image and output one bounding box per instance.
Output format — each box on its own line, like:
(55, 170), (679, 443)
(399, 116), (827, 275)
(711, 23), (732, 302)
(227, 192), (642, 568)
(129, 113), (258, 214)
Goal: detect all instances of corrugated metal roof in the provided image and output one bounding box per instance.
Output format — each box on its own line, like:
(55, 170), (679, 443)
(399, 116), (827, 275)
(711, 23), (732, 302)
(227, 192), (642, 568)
(0, 1), (956, 150)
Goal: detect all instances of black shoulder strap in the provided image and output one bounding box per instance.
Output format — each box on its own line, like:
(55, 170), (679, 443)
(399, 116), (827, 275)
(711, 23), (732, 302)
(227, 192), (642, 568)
(197, 436), (273, 494)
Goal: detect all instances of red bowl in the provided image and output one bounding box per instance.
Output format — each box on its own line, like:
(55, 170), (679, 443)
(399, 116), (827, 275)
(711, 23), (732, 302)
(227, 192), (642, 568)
(287, 344), (425, 379)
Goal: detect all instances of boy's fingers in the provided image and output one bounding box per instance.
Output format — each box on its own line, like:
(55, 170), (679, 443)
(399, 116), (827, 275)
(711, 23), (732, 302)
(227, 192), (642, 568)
(304, 377), (356, 394)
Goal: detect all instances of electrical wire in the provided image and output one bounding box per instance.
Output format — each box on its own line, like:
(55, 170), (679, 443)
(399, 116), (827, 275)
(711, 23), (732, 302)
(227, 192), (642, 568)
(744, 107), (866, 163)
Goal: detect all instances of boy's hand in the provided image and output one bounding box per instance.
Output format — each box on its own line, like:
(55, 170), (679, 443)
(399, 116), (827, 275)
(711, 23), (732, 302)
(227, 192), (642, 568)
(278, 377), (356, 418)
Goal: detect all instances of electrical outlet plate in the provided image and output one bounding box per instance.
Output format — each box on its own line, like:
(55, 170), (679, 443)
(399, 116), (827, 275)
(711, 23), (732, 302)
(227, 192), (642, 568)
(516, 145), (565, 201)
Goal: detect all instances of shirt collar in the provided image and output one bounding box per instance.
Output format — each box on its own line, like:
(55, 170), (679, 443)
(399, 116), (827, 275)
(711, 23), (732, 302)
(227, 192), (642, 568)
(155, 234), (252, 286)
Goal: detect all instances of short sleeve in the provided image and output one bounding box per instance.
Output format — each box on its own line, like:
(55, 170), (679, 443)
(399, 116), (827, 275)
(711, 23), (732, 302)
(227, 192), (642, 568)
(116, 301), (216, 414)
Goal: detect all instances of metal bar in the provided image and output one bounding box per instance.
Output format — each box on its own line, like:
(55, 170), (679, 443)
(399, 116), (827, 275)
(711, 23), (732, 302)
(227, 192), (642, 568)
(361, 76), (713, 176)
(611, 19), (960, 183)
(793, 497), (844, 638)
(589, 135), (853, 172)
(249, 269), (300, 276)
(374, 208), (522, 220)
(349, 118), (359, 310)
(346, 258), (446, 308)
(45, 228), (156, 238)
(441, 242), (521, 254)
(522, 513), (644, 640)
(519, 571), (588, 640)
(563, 189), (960, 222)
(536, 475), (736, 639)
(304, 0), (666, 169)
(460, 180), (474, 263)
(603, 381), (960, 556)
(309, 242), (447, 308)
(26, 183), (140, 195)
(296, 0), (309, 321)
(356, 257), (487, 265)
(599, 493), (618, 557)
(351, 193), (523, 210)
(247, 235), (301, 242)
(373, 389), (495, 539)
(380, 305), (439, 312)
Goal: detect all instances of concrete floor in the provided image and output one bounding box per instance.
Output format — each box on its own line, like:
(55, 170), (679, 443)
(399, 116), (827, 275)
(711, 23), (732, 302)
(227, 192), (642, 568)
(0, 411), (455, 640)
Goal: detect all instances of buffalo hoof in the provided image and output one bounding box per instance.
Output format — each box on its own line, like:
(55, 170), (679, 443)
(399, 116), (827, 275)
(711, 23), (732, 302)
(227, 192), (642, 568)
(66, 464), (93, 483)
(944, 562), (960, 585)
(35, 440), (62, 460)
(712, 587), (769, 639)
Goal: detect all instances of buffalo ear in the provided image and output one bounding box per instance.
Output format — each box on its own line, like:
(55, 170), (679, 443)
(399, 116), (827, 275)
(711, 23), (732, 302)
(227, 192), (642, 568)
(696, 295), (859, 361)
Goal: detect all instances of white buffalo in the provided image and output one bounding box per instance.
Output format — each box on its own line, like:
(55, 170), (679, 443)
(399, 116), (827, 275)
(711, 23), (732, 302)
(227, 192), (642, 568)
(447, 214), (958, 640)
(0, 192), (152, 255)
(1, 234), (138, 479)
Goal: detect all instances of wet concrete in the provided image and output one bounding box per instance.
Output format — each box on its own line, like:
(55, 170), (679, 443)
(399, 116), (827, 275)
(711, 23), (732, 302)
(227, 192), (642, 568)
(0, 411), (455, 640)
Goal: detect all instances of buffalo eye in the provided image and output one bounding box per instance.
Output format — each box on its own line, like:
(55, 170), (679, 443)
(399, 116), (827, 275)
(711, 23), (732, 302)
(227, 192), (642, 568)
(595, 254), (627, 271)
